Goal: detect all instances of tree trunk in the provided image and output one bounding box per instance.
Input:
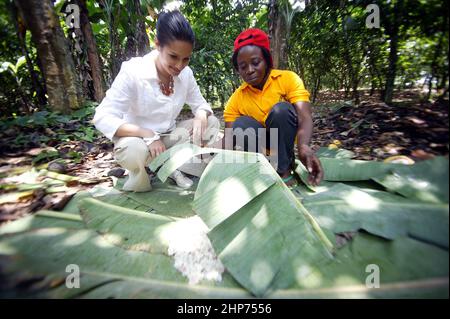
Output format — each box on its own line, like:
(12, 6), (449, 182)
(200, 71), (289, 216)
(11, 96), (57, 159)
(10, 1), (46, 108)
(66, 23), (89, 100)
(367, 42), (381, 96)
(312, 76), (321, 104)
(110, 8), (122, 79)
(342, 41), (360, 104)
(383, 0), (404, 104)
(340, 3), (360, 104)
(134, 0), (150, 56)
(426, 37), (443, 100)
(99, 0), (123, 81)
(438, 68), (448, 91)
(125, 0), (150, 59)
(14, 0), (82, 112)
(426, 14), (448, 100)
(383, 35), (399, 103)
(268, 0), (287, 69)
(75, 0), (105, 102)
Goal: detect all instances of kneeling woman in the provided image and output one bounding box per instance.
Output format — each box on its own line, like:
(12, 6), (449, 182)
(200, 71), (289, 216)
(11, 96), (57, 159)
(224, 28), (323, 185)
(93, 11), (220, 192)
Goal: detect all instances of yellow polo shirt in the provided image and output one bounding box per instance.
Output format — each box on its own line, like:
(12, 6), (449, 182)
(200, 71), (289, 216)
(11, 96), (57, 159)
(224, 69), (310, 125)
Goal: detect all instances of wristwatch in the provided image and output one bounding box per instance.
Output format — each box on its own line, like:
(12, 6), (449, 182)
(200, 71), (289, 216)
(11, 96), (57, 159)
(143, 134), (160, 146)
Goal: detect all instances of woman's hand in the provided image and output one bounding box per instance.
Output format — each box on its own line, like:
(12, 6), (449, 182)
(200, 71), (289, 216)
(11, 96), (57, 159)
(193, 110), (208, 146)
(298, 144), (324, 186)
(148, 140), (166, 158)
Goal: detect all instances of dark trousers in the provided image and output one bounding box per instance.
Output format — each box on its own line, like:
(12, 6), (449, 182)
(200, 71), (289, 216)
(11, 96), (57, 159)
(232, 102), (298, 174)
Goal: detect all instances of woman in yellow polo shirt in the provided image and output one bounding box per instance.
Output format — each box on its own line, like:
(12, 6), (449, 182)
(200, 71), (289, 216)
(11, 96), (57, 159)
(224, 28), (323, 186)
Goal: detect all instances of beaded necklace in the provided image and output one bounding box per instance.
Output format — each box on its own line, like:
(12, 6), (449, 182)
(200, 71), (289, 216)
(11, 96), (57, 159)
(158, 75), (174, 96)
(155, 56), (174, 96)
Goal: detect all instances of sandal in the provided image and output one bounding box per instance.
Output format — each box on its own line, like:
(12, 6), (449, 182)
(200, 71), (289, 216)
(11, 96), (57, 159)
(281, 173), (298, 187)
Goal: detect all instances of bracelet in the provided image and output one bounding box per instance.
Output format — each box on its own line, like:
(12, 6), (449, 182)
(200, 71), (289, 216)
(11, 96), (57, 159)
(143, 134), (160, 146)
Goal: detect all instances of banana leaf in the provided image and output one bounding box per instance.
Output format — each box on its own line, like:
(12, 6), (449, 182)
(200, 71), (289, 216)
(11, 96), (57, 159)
(373, 156), (449, 204)
(149, 144), (334, 296)
(294, 159), (317, 191)
(193, 159), (277, 228)
(124, 181), (197, 218)
(78, 198), (178, 253)
(0, 211), (85, 236)
(1, 221), (447, 298)
(302, 183), (449, 249)
(0, 227), (188, 285)
(149, 144), (217, 182)
(1, 144), (448, 298)
(280, 232), (448, 298)
(319, 158), (402, 181)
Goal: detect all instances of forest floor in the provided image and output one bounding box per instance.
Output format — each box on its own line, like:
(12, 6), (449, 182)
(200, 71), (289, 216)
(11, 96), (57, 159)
(0, 88), (448, 224)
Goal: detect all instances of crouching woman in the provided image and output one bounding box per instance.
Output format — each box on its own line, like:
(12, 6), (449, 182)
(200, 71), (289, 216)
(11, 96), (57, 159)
(93, 11), (220, 192)
(223, 28), (323, 186)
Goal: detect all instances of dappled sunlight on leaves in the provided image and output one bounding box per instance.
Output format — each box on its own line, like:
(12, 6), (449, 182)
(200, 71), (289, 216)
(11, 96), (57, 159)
(0, 241), (17, 255)
(0, 144), (448, 298)
(250, 260), (274, 292)
(296, 265), (323, 289)
(251, 209), (269, 229)
(343, 189), (381, 210)
(33, 227), (66, 237)
(60, 229), (92, 247)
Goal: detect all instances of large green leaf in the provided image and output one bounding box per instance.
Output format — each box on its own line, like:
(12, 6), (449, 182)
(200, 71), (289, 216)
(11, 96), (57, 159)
(294, 159), (318, 191)
(1, 225), (446, 298)
(279, 232), (449, 298)
(373, 156), (449, 204)
(70, 273), (248, 299)
(0, 211), (84, 236)
(94, 180), (197, 218)
(149, 143), (217, 182)
(302, 183), (449, 249)
(0, 227), (184, 283)
(78, 198), (179, 253)
(206, 182), (333, 295)
(0, 213), (272, 299)
(8, 270), (251, 299)
(193, 160), (277, 229)
(150, 145), (334, 296)
(319, 158), (402, 181)
(190, 150), (333, 297)
(124, 180), (197, 218)
(1, 145), (448, 298)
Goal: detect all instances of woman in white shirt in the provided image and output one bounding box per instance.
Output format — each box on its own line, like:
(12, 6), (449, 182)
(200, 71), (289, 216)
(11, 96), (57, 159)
(93, 10), (220, 192)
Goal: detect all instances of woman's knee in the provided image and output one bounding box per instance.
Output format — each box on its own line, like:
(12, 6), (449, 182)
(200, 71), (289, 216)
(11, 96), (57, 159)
(114, 137), (149, 170)
(232, 116), (260, 130)
(271, 102), (296, 118)
(267, 102), (298, 127)
(207, 115), (220, 129)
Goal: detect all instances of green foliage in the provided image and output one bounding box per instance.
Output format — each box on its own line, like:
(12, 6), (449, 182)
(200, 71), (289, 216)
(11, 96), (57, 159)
(2, 111), (69, 130)
(0, 1), (21, 64)
(0, 145), (447, 298)
(0, 102), (100, 152)
(0, 0), (45, 116)
(0, 0), (448, 115)
(288, 0), (448, 101)
(31, 150), (60, 165)
(183, 0), (266, 108)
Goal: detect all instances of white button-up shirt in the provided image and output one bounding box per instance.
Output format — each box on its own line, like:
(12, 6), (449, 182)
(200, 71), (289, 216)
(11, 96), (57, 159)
(93, 50), (213, 141)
